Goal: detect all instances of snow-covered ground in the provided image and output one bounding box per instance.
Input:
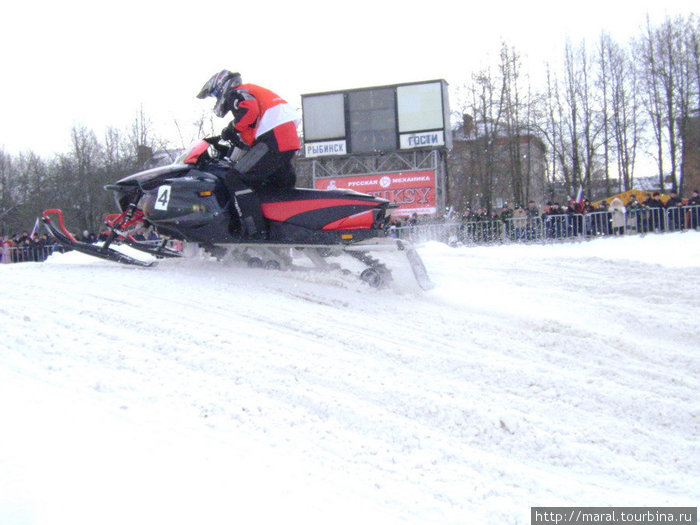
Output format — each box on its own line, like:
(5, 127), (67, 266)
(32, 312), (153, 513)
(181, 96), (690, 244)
(1, 232), (699, 524)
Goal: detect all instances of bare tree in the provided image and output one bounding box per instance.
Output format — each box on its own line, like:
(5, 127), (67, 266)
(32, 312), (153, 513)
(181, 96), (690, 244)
(0, 150), (50, 233)
(0, 150), (13, 213)
(597, 33), (613, 194)
(127, 104), (174, 166)
(0, 149), (18, 234)
(468, 66), (506, 210)
(638, 14), (700, 192)
(599, 34), (643, 191)
(572, 40), (605, 197)
(69, 124), (104, 232)
(103, 126), (134, 175)
(562, 40), (583, 193)
(539, 66), (571, 195)
(614, 44), (642, 192)
(501, 43), (534, 206)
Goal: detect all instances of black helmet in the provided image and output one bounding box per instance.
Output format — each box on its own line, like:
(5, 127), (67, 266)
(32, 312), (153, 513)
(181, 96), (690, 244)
(197, 70), (242, 118)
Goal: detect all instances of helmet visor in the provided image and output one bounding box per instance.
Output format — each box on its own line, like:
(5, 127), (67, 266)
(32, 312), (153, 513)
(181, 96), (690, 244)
(213, 95), (229, 118)
(197, 72), (220, 99)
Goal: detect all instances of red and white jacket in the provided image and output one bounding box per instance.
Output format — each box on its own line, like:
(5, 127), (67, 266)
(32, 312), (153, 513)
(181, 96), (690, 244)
(232, 84), (301, 152)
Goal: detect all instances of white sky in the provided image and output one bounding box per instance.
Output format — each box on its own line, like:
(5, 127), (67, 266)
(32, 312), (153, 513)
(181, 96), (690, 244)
(1, 0), (696, 157)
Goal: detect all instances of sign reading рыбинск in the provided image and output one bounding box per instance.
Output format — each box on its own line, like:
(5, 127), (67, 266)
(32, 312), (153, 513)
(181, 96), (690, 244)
(305, 140), (347, 158)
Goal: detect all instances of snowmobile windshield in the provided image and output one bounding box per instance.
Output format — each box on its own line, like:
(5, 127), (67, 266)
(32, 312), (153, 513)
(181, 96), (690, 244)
(175, 140), (209, 165)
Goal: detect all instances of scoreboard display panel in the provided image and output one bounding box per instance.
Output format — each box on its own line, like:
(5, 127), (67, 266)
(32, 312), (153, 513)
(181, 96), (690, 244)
(302, 80), (450, 158)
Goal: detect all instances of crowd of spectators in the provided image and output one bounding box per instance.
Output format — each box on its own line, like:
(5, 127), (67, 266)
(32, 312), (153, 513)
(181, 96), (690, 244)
(1, 226), (175, 264)
(624, 190), (700, 232)
(0, 230), (99, 263)
(386, 213), (420, 237)
(444, 189), (700, 244)
(2, 231), (59, 263)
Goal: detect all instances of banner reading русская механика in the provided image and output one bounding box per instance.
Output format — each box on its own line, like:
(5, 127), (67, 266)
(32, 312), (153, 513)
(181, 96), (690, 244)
(314, 171), (436, 217)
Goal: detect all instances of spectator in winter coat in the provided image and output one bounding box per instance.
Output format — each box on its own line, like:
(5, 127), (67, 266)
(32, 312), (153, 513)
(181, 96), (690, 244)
(646, 192), (666, 231)
(197, 70), (300, 239)
(597, 200), (612, 235)
(543, 202), (565, 238)
(524, 201), (539, 239)
(499, 206), (513, 221)
(609, 198), (626, 235)
(666, 191), (682, 208)
(1, 236), (12, 264)
(525, 201), (538, 217)
(16, 231), (30, 245)
(548, 202), (564, 216)
(626, 194), (645, 233)
(665, 191), (683, 230)
(566, 199), (583, 236)
(581, 199), (597, 236)
(566, 199), (580, 214)
(688, 189), (700, 229)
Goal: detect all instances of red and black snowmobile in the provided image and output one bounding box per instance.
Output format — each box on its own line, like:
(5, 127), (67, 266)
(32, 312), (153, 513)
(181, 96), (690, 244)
(42, 137), (433, 289)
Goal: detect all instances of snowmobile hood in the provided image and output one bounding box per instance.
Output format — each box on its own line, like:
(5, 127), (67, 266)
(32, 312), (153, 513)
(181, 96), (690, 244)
(107, 164), (191, 191)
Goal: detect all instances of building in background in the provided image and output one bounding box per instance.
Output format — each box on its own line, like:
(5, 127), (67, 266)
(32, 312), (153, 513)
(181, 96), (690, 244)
(447, 115), (547, 211)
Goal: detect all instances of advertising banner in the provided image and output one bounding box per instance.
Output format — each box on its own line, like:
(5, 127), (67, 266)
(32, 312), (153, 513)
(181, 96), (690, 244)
(314, 170), (436, 216)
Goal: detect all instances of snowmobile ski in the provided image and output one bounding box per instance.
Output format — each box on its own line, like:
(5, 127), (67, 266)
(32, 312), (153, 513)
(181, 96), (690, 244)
(42, 209), (157, 267)
(122, 236), (183, 259)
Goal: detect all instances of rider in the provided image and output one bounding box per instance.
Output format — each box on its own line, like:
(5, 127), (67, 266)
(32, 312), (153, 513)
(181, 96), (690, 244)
(197, 70), (301, 239)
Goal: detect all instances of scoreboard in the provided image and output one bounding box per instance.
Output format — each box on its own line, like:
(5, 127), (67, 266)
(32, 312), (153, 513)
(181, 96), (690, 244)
(302, 80), (451, 158)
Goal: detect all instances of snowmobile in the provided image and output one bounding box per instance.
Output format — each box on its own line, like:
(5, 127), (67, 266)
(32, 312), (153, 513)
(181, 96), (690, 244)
(42, 137), (433, 290)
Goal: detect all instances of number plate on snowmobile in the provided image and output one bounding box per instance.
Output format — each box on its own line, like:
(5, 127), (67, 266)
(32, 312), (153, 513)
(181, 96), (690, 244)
(154, 185), (172, 211)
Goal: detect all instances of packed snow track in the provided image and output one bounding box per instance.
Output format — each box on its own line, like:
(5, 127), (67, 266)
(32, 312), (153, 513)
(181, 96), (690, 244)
(1, 233), (698, 524)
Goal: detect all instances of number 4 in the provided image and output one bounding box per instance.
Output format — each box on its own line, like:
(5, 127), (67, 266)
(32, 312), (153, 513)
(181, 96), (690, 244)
(154, 185), (172, 211)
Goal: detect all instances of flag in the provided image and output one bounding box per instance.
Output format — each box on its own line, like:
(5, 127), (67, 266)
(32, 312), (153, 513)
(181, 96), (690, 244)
(30, 217), (40, 238)
(575, 185), (584, 206)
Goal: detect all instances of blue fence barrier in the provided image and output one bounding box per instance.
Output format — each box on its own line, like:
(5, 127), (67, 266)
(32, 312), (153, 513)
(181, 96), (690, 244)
(1, 244), (68, 263)
(392, 205), (700, 246)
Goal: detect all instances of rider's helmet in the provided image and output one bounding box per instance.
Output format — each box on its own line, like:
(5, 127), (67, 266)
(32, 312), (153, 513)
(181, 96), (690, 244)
(196, 70), (242, 118)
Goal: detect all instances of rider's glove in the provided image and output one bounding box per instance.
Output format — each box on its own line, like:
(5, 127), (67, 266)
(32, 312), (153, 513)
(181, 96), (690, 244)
(221, 122), (237, 142)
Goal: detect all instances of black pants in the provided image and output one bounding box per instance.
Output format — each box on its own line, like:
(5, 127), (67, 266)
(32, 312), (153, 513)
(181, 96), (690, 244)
(235, 142), (296, 189)
(223, 139), (297, 236)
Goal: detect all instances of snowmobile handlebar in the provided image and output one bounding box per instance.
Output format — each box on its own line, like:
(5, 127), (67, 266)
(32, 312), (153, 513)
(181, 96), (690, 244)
(203, 136), (231, 159)
(202, 136), (249, 164)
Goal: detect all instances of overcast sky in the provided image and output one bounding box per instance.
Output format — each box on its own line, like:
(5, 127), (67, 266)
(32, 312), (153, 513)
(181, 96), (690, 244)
(1, 0), (696, 157)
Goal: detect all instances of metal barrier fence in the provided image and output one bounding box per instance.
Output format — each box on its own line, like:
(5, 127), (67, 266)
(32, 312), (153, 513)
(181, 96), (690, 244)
(1, 244), (68, 263)
(393, 205), (700, 246)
